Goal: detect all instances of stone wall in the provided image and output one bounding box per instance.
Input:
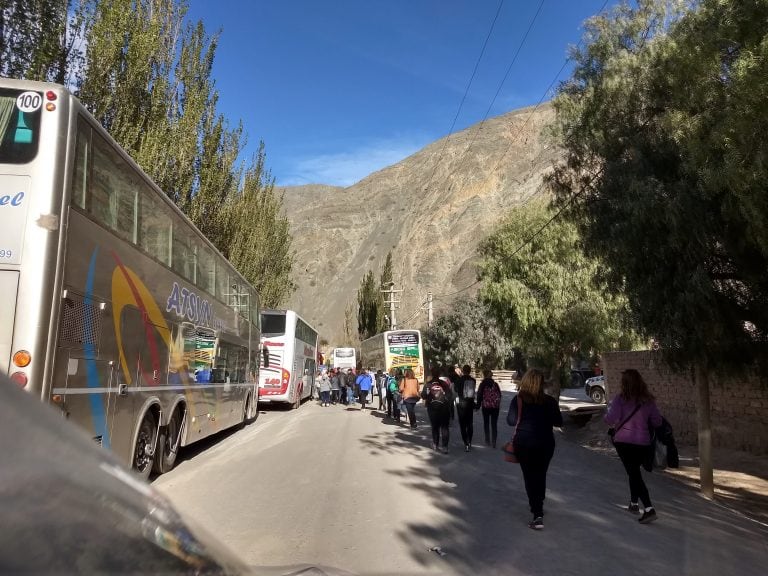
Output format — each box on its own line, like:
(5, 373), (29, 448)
(603, 351), (768, 455)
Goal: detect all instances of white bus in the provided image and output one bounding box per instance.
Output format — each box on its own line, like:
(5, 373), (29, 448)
(0, 79), (265, 478)
(259, 310), (318, 408)
(360, 330), (425, 381)
(332, 347), (356, 371)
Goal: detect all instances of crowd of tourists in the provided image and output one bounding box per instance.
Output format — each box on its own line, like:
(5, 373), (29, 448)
(314, 364), (665, 531)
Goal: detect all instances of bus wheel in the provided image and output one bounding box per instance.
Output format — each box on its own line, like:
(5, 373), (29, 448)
(240, 394), (251, 428)
(292, 387), (301, 410)
(154, 407), (182, 475)
(133, 410), (157, 480)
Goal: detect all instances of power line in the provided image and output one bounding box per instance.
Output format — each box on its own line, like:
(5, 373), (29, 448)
(434, 0), (546, 196)
(418, 0), (506, 197)
(423, 0), (612, 303)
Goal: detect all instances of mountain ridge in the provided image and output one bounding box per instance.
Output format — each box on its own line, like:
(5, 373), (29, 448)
(279, 103), (558, 344)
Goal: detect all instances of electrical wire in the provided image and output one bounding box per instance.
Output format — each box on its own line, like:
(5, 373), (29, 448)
(417, 0), (506, 198)
(434, 0), (546, 196)
(426, 0), (612, 302)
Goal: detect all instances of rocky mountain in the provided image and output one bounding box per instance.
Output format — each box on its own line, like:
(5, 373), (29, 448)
(278, 103), (558, 345)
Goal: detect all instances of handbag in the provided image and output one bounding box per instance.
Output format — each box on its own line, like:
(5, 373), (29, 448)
(608, 402), (642, 446)
(503, 395), (523, 463)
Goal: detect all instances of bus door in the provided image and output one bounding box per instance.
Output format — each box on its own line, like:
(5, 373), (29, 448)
(0, 271), (18, 374)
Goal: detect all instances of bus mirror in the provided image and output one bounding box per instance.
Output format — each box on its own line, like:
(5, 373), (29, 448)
(262, 346), (269, 368)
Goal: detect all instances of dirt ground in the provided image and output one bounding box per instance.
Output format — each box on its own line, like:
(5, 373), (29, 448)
(561, 410), (768, 526)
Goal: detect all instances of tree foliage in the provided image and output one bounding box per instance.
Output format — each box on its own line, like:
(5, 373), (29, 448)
(478, 199), (639, 391)
(549, 0), (768, 372)
(0, 0), (83, 83)
(423, 297), (512, 370)
(3, 0), (295, 307)
(357, 269), (382, 340)
(225, 144), (295, 308)
(356, 251), (394, 340)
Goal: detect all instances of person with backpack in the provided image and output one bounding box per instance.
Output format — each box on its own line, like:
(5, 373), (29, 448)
(399, 368), (421, 428)
(329, 369), (341, 405)
(455, 364), (477, 452)
(475, 369), (502, 448)
(422, 366), (453, 453)
(386, 369), (401, 422)
(605, 369), (663, 524)
(356, 368), (373, 410)
(507, 369), (563, 530)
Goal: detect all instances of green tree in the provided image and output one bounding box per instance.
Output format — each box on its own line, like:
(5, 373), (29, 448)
(357, 269), (382, 340)
(0, 0), (83, 83)
(342, 301), (358, 348)
(478, 200), (638, 395)
(423, 297), (513, 370)
(226, 146), (295, 308)
(378, 251), (393, 332)
(549, 0), (768, 496)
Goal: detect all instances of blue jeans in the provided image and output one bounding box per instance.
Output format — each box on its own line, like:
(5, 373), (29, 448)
(347, 387), (355, 404)
(320, 390), (330, 404)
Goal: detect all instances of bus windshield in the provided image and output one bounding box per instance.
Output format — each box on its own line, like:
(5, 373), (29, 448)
(261, 313), (287, 337)
(0, 89), (42, 164)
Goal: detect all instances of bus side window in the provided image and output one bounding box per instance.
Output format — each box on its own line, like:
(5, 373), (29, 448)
(90, 132), (137, 242)
(72, 120), (90, 209)
(171, 215), (196, 283)
(139, 184), (171, 265)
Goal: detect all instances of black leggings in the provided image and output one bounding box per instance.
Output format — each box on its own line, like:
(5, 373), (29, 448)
(516, 442), (555, 518)
(615, 442), (653, 508)
(457, 401), (474, 446)
(427, 405), (450, 447)
(481, 407), (499, 445)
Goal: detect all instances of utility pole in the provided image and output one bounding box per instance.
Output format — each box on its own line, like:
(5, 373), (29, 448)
(427, 292), (433, 328)
(381, 282), (403, 330)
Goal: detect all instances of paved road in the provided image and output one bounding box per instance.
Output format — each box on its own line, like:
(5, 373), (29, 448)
(154, 391), (768, 576)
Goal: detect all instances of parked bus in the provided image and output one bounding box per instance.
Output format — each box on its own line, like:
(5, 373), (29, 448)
(360, 330), (424, 380)
(331, 347), (356, 371)
(0, 79), (266, 478)
(259, 310), (318, 408)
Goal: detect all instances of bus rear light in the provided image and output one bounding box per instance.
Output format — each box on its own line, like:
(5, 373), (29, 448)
(46, 90), (57, 101)
(281, 368), (290, 386)
(45, 103), (56, 111)
(10, 372), (27, 387)
(52, 394), (64, 404)
(12, 350), (31, 367)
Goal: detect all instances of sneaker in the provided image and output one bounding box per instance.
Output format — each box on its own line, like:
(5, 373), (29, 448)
(440, 446), (449, 454)
(431, 442), (438, 451)
(627, 503), (640, 514)
(465, 445), (470, 452)
(528, 517), (544, 530)
(638, 509), (657, 524)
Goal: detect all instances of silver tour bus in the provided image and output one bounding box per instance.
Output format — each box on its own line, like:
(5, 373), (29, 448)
(0, 79), (266, 477)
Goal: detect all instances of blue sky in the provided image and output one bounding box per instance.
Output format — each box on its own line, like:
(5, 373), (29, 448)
(187, 0), (613, 187)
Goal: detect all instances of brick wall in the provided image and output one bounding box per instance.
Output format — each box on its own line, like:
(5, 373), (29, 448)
(603, 351), (768, 455)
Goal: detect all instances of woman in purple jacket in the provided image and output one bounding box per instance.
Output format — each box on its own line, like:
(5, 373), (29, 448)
(605, 369), (663, 524)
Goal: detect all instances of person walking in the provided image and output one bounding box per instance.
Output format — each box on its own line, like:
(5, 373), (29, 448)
(346, 369), (356, 405)
(507, 369), (563, 530)
(422, 366), (453, 453)
(356, 369), (373, 410)
(339, 369), (348, 405)
(375, 369), (387, 410)
(476, 369), (502, 448)
(455, 364), (477, 452)
(605, 369), (663, 524)
(318, 371), (332, 407)
(400, 368), (421, 428)
(329, 369), (341, 404)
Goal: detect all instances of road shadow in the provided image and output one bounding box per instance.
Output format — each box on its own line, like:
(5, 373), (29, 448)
(358, 390), (768, 575)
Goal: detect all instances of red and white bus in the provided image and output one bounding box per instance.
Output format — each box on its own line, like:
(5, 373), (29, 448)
(259, 310), (318, 409)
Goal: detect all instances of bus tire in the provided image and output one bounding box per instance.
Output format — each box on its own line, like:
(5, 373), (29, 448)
(133, 410), (157, 480)
(154, 406), (182, 475)
(292, 386), (301, 410)
(240, 393), (252, 428)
